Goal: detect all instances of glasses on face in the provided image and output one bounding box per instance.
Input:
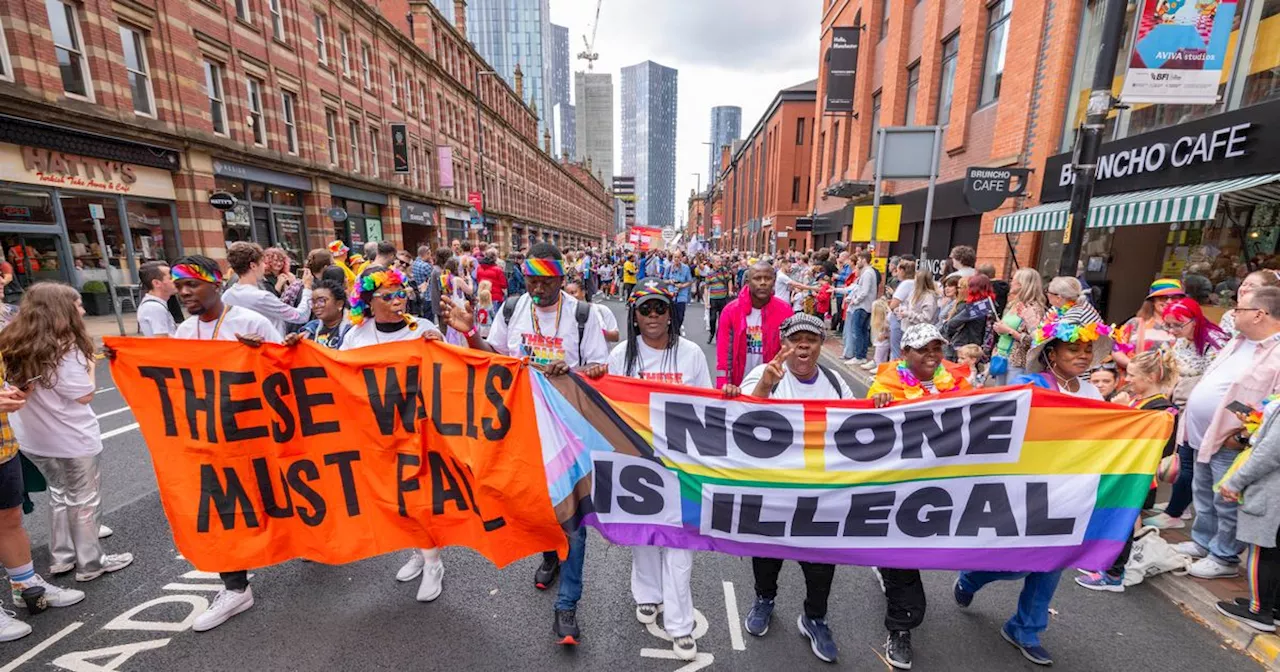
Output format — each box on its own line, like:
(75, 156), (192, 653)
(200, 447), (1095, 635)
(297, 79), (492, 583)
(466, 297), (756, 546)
(374, 290), (408, 302)
(1163, 321), (1190, 331)
(636, 302), (670, 317)
(1235, 307), (1266, 315)
(312, 297), (331, 306)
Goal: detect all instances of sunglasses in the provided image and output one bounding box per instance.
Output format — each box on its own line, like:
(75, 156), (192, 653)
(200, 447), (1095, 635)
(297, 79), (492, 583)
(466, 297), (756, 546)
(374, 290), (408, 302)
(636, 302), (670, 317)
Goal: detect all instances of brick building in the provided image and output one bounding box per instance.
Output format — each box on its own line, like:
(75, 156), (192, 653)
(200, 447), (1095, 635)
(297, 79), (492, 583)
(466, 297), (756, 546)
(716, 78), (817, 254)
(0, 0), (611, 293)
(810, 0), (1078, 270)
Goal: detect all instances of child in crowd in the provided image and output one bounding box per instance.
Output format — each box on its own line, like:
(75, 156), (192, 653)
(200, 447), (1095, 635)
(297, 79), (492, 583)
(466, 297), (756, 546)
(871, 297), (891, 364)
(956, 344), (987, 388)
(475, 280), (495, 339)
(815, 276), (834, 326)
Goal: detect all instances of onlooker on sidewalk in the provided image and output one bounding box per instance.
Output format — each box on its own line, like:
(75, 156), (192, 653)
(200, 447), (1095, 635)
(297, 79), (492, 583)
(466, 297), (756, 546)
(1172, 286), (1280, 579)
(136, 261), (176, 337)
(842, 251), (876, 365)
(475, 248), (508, 304)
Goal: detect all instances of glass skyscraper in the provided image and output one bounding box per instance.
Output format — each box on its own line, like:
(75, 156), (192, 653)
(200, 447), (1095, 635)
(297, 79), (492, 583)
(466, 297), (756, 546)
(708, 106), (742, 183)
(466, 0), (553, 140)
(621, 61), (678, 229)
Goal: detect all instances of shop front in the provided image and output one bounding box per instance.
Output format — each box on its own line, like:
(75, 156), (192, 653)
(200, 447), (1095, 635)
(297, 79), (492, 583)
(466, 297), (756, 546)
(0, 121), (182, 304)
(888, 180), (983, 266)
(214, 160), (309, 264)
(995, 99), (1280, 322)
(331, 184), (387, 251)
(400, 199), (438, 252)
(441, 207), (469, 246)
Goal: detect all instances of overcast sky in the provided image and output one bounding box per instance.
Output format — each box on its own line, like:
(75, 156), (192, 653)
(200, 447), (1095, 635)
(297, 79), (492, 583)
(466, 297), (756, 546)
(549, 0), (820, 228)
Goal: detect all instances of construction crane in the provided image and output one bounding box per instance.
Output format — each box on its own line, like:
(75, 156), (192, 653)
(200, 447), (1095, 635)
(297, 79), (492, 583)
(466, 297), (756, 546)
(577, 0), (602, 70)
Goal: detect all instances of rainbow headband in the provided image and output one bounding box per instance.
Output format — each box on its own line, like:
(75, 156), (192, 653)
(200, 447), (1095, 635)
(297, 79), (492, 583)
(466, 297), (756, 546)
(522, 259), (565, 276)
(171, 263), (221, 284)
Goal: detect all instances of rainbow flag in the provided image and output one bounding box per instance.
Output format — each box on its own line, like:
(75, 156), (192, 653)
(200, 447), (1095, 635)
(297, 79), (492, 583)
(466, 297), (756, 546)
(532, 375), (1173, 572)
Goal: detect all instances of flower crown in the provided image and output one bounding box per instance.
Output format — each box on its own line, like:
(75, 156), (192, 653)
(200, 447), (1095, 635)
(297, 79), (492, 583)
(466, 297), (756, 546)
(348, 268), (407, 325)
(1032, 320), (1117, 349)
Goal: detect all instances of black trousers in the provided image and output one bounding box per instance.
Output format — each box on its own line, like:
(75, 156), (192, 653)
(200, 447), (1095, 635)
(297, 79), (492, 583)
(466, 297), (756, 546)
(221, 570), (249, 592)
(753, 557), (835, 620)
(672, 302), (688, 333)
(708, 298), (727, 338)
(831, 305), (845, 334)
(623, 282), (636, 302)
(1107, 489), (1160, 578)
(880, 567), (926, 631)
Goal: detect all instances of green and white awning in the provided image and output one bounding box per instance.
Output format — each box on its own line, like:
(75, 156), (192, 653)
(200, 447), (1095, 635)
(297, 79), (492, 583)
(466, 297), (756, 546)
(993, 173), (1280, 234)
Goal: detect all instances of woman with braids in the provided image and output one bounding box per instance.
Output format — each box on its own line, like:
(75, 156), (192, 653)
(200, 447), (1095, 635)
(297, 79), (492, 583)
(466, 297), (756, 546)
(581, 280), (708, 661)
(0, 284), (134, 585)
(289, 279), (349, 350)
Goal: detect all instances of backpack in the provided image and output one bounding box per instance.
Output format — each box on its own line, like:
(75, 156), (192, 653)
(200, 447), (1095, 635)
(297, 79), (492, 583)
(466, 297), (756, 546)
(1122, 527), (1194, 587)
(501, 295), (592, 366)
(772, 365), (845, 399)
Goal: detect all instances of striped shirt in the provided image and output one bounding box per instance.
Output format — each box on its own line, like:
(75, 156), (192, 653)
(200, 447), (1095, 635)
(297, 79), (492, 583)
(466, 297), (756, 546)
(706, 269), (732, 300)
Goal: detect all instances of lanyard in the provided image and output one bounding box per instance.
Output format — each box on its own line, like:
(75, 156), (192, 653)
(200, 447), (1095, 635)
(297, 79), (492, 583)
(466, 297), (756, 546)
(529, 297), (563, 339)
(196, 306), (229, 340)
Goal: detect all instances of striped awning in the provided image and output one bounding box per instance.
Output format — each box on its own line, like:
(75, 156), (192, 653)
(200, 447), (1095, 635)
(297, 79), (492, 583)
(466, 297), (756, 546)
(993, 173), (1280, 233)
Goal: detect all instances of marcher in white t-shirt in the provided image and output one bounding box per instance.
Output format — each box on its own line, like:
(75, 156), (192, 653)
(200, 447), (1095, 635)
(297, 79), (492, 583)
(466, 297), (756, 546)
(566, 279), (620, 344)
(0, 283), (134, 587)
(584, 280), (708, 661)
(136, 260), (177, 336)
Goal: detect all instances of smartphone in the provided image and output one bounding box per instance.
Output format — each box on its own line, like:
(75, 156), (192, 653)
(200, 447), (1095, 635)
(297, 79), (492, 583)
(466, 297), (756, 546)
(1226, 401), (1256, 415)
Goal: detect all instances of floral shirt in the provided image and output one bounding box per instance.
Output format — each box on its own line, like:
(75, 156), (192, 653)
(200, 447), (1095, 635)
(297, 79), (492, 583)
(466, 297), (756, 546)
(1171, 337), (1224, 378)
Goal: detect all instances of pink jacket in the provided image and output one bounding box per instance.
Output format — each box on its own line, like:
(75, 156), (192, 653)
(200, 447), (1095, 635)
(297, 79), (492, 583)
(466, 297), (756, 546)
(1177, 333), (1280, 462)
(715, 285), (794, 388)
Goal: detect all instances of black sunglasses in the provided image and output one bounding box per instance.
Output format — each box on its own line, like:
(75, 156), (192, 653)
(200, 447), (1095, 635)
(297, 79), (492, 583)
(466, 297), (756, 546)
(636, 302), (670, 317)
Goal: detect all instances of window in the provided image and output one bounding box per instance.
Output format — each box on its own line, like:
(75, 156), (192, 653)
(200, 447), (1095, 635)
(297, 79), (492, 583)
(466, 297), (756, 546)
(815, 131), (825, 185)
(368, 127), (380, 177)
(348, 119), (361, 172)
(314, 14), (329, 65)
(268, 0), (285, 40)
(0, 16), (12, 81)
(980, 0), (1013, 106)
(904, 63), (920, 125)
(339, 29), (351, 75)
(795, 117), (806, 145)
(829, 121), (840, 178)
(791, 176), (801, 204)
(1242, 0), (1280, 107)
(418, 81), (427, 121)
(405, 79), (414, 114)
(325, 109), (338, 164)
(119, 25), (154, 116)
(360, 42), (372, 89)
(879, 0), (891, 39)
(869, 92), (882, 158)
(246, 77), (266, 146)
(235, 0), (251, 22)
(204, 61), (227, 135)
(281, 91), (298, 154)
(390, 65), (399, 105)
(937, 34), (959, 125)
(46, 0), (92, 98)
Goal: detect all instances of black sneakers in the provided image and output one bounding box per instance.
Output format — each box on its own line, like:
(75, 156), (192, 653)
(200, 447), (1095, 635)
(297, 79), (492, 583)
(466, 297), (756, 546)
(885, 630), (913, 669)
(554, 608), (581, 645)
(1218, 600), (1277, 632)
(535, 553), (560, 590)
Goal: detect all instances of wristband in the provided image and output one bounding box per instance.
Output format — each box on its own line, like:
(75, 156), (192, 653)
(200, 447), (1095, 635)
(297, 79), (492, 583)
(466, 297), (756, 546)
(465, 327), (478, 339)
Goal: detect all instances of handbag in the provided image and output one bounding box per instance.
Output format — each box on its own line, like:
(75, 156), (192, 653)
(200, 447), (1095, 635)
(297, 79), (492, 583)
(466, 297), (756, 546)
(1157, 451), (1181, 484)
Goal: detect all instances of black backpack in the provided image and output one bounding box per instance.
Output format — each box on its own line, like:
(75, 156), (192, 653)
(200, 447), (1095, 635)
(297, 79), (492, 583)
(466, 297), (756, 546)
(772, 365), (844, 399)
(501, 295), (592, 366)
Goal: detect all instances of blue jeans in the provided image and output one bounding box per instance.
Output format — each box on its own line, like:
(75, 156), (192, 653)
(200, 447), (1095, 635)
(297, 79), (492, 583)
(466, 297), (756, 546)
(554, 527), (588, 611)
(1191, 448), (1247, 563)
(957, 570), (1063, 646)
(843, 309), (870, 360)
(889, 316), (903, 360)
(1164, 443), (1195, 518)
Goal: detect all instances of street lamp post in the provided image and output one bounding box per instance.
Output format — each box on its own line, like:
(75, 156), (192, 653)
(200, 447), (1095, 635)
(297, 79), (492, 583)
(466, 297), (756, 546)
(474, 70), (497, 245)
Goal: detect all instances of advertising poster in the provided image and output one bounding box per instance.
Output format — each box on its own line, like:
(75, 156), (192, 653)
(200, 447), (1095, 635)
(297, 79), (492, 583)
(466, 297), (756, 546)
(1120, 0), (1238, 105)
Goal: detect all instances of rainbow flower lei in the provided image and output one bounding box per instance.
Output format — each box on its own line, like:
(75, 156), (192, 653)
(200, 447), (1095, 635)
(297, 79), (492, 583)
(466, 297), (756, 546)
(349, 268), (407, 325)
(895, 361), (959, 399)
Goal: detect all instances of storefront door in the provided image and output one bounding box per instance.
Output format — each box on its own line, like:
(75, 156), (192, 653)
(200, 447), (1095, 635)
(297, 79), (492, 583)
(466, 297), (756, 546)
(1, 232), (71, 303)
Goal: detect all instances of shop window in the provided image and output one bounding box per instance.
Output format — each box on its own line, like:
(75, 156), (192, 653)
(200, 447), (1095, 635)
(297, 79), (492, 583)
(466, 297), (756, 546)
(119, 25), (154, 117)
(246, 76), (266, 146)
(0, 188), (56, 225)
(980, 0), (1012, 106)
(904, 62), (920, 125)
(204, 60), (228, 135)
(325, 109), (338, 165)
(0, 16), (11, 81)
(235, 0), (251, 22)
(60, 194), (131, 284)
(268, 0), (285, 41)
(124, 200), (179, 265)
(269, 188), (302, 207)
(281, 90), (298, 154)
(314, 14), (330, 66)
(1242, 0), (1280, 107)
(936, 33), (959, 125)
(46, 0), (93, 99)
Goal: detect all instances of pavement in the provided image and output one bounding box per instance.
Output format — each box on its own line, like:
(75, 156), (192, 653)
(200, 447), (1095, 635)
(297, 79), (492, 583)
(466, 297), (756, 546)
(0, 301), (1262, 670)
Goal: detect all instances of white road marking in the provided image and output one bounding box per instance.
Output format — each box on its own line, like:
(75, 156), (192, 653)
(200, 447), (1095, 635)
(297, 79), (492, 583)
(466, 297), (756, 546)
(161, 583), (226, 592)
(181, 570), (222, 580)
(722, 581), (745, 651)
(95, 387), (116, 394)
(0, 621), (84, 672)
(94, 407), (131, 420)
(645, 608), (709, 641)
(101, 423), (139, 440)
(638, 649), (714, 671)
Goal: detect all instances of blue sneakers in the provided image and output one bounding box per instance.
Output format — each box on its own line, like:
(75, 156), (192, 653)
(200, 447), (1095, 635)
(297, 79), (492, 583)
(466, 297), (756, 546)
(797, 614), (838, 663)
(1000, 624), (1053, 666)
(1075, 571), (1124, 592)
(953, 577), (974, 608)
(744, 597), (775, 637)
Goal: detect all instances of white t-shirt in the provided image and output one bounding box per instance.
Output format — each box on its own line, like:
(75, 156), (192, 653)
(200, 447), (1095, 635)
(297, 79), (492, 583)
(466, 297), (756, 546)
(774, 269), (793, 302)
(136, 294), (176, 336)
(174, 305), (282, 343)
(607, 337), (711, 388)
(1184, 339), (1258, 449)
(1062, 379), (1104, 401)
(890, 279), (915, 324)
(222, 282), (312, 335)
(13, 350), (100, 458)
(486, 292), (610, 367)
(339, 317), (442, 350)
(741, 363), (855, 400)
(744, 308), (765, 375)
(592, 303), (618, 335)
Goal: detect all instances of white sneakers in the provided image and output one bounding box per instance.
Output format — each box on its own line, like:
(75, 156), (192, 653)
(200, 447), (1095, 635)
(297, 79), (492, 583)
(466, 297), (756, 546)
(635, 603), (659, 624)
(75, 553), (134, 582)
(396, 551), (425, 582)
(1142, 512), (1186, 530)
(193, 587), (254, 632)
(10, 574), (85, 609)
(0, 609), (30, 642)
(1171, 541), (1208, 559)
(1189, 557), (1239, 579)
(673, 634), (698, 661)
(416, 556), (444, 602)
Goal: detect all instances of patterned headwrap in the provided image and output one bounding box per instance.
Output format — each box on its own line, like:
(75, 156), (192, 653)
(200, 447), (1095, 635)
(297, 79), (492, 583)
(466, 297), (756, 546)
(629, 280), (674, 306)
(171, 263), (221, 284)
(348, 268), (407, 326)
(522, 258), (565, 276)
(328, 240), (350, 256)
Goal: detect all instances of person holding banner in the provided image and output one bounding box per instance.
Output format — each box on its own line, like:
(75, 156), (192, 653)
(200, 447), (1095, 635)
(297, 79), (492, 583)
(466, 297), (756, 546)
(440, 242), (609, 645)
(866, 322), (971, 669)
(951, 315), (1116, 666)
(725, 313), (850, 663)
(582, 280), (709, 661)
(291, 279), (349, 349)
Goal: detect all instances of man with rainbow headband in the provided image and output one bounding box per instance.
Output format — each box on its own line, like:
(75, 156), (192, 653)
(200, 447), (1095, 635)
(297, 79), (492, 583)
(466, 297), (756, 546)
(439, 242), (608, 646)
(867, 323), (971, 670)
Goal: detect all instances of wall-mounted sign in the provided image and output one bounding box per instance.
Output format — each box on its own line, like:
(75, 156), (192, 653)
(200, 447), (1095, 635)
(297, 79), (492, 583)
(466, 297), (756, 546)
(0, 143), (176, 200)
(328, 207), (348, 222)
(1120, 0), (1238, 105)
(825, 20), (860, 113)
(467, 190), (484, 215)
(963, 167), (1031, 212)
(401, 201), (436, 226)
(208, 192), (237, 211)
(390, 123), (410, 174)
(437, 146), (455, 189)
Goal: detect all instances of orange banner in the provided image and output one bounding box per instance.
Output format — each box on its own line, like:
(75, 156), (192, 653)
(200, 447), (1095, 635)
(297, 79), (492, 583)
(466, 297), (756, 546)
(105, 337), (566, 572)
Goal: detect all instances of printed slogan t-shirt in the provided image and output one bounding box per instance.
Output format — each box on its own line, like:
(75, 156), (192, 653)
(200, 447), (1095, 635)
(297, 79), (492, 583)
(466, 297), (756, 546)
(487, 291), (609, 368)
(744, 308), (765, 374)
(607, 337), (711, 388)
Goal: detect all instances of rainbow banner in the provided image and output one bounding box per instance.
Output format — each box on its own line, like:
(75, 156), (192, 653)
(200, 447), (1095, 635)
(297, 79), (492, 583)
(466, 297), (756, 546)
(533, 375), (1173, 572)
